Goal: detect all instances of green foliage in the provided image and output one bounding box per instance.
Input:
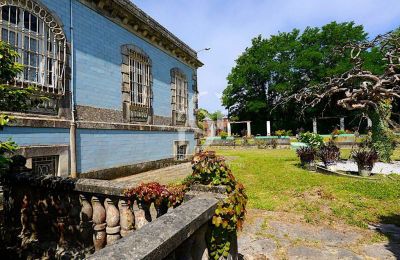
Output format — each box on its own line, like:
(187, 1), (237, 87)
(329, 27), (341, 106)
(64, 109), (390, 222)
(298, 132), (324, 149)
(222, 21), (381, 133)
(0, 41), (23, 83)
(0, 42), (44, 172)
(196, 108), (209, 129)
(219, 131), (228, 139)
(368, 101), (396, 162)
(209, 110), (224, 121)
(190, 151), (247, 259)
(274, 129), (286, 137)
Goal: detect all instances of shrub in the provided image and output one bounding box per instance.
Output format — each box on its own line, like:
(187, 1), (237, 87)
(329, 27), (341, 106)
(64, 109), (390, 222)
(285, 130), (293, 136)
(190, 151), (247, 259)
(318, 141), (340, 165)
(220, 131), (228, 139)
(298, 132), (324, 149)
(274, 129), (286, 137)
(352, 148), (378, 170)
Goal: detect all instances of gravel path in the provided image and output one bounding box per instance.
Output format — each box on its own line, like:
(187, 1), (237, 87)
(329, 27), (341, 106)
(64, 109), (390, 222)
(318, 160), (400, 175)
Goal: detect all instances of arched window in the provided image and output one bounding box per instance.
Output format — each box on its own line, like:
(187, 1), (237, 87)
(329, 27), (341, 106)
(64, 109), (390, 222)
(121, 45), (153, 123)
(0, 1), (66, 95)
(170, 68), (188, 126)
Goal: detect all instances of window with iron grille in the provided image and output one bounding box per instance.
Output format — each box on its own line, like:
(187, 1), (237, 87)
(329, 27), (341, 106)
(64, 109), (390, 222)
(0, 3), (66, 95)
(129, 51), (151, 107)
(171, 68), (188, 125)
(32, 155), (58, 176)
(176, 144), (187, 161)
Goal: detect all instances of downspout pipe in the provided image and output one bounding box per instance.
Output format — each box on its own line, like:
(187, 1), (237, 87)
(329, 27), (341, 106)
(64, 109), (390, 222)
(69, 0), (77, 178)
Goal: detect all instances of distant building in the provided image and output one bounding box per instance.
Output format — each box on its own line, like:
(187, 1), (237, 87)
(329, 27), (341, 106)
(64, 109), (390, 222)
(0, 0), (203, 178)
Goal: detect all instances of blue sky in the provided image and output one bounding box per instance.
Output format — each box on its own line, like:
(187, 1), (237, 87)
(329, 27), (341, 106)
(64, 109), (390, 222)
(135, 0), (400, 113)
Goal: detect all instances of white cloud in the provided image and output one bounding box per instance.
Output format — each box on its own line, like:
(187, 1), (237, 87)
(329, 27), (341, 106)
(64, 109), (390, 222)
(134, 0), (400, 113)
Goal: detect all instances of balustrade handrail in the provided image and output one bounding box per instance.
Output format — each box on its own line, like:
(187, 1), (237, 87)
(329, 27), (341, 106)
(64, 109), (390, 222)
(88, 196), (219, 260)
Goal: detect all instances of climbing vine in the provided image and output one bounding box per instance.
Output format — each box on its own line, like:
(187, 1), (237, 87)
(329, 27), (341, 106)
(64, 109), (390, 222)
(368, 100), (396, 162)
(189, 151), (247, 259)
(123, 151), (246, 259)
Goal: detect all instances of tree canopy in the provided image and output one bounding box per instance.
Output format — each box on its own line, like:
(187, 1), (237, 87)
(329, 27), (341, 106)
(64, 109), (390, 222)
(222, 21), (386, 134)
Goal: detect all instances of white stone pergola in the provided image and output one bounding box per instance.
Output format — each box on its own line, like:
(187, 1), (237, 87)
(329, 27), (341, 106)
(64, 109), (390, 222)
(227, 121), (252, 137)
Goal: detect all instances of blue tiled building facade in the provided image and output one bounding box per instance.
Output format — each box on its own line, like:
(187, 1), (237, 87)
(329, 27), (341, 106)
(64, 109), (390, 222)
(0, 0), (202, 178)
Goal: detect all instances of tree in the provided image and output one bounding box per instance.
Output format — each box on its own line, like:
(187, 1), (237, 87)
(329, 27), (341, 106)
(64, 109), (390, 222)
(0, 41), (36, 169)
(289, 31), (400, 161)
(222, 22), (383, 134)
(209, 110), (224, 121)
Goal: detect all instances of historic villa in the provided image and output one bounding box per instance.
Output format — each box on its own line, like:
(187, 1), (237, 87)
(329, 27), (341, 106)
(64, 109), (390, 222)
(0, 0), (203, 178)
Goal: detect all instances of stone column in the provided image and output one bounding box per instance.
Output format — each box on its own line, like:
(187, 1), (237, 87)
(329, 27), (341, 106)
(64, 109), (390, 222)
(246, 121), (251, 137)
(340, 118), (345, 131)
(313, 118), (317, 134)
(227, 122), (232, 136)
(266, 121), (271, 136)
(105, 198), (121, 245)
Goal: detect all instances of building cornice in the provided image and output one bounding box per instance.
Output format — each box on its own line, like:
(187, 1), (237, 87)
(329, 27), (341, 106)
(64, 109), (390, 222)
(78, 0), (204, 69)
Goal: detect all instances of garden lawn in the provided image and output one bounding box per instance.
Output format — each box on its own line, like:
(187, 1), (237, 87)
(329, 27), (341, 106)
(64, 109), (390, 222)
(215, 149), (400, 228)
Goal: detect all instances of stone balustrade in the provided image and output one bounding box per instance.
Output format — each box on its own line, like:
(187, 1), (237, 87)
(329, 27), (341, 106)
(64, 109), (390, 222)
(1, 172), (238, 259)
(1, 172), (170, 258)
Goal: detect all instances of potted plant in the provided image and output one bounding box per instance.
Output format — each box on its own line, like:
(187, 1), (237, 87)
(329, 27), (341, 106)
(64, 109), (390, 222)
(318, 141), (340, 171)
(351, 148), (378, 177)
(296, 147), (316, 170)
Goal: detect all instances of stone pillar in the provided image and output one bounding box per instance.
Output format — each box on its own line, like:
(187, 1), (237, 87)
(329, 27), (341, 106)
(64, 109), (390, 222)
(266, 121), (271, 136)
(227, 122), (232, 136)
(340, 118), (345, 131)
(246, 121), (251, 137)
(118, 199), (135, 237)
(313, 118), (317, 134)
(92, 196), (106, 251)
(210, 122), (215, 137)
(105, 198), (121, 245)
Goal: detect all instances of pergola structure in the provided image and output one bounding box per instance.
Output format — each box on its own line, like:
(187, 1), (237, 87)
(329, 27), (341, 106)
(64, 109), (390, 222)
(312, 116), (347, 134)
(227, 121), (252, 137)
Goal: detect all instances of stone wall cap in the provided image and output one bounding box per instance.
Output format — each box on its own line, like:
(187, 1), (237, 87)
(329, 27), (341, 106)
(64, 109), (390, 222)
(88, 196), (219, 259)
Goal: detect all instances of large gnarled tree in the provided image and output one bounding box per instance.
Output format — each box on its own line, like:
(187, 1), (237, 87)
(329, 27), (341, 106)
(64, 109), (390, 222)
(291, 30), (400, 161)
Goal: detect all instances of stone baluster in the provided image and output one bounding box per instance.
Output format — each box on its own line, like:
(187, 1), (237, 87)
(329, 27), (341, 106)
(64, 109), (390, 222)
(57, 194), (69, 247)
(104, 198), (121, 245)
(20, 194), (29, 238)
(135, 201), (152, 229)
(118, 199), (135, 237)
(79, 195), (93, 246)
(92, 196), (106, 251)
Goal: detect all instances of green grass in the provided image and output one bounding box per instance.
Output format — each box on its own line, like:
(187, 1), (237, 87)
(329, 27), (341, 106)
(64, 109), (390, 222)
(215, 149), (400, 228)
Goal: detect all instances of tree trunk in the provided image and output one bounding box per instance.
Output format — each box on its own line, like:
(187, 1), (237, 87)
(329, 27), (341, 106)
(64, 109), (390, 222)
(368, 100), (395, 162)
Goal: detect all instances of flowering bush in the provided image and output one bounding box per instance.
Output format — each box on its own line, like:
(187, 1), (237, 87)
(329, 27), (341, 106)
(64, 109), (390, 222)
(298, 132), (324, 149)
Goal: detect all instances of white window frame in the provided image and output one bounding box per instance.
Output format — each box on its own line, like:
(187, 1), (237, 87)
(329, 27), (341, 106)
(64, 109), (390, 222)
(0, 2), (66, 95)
